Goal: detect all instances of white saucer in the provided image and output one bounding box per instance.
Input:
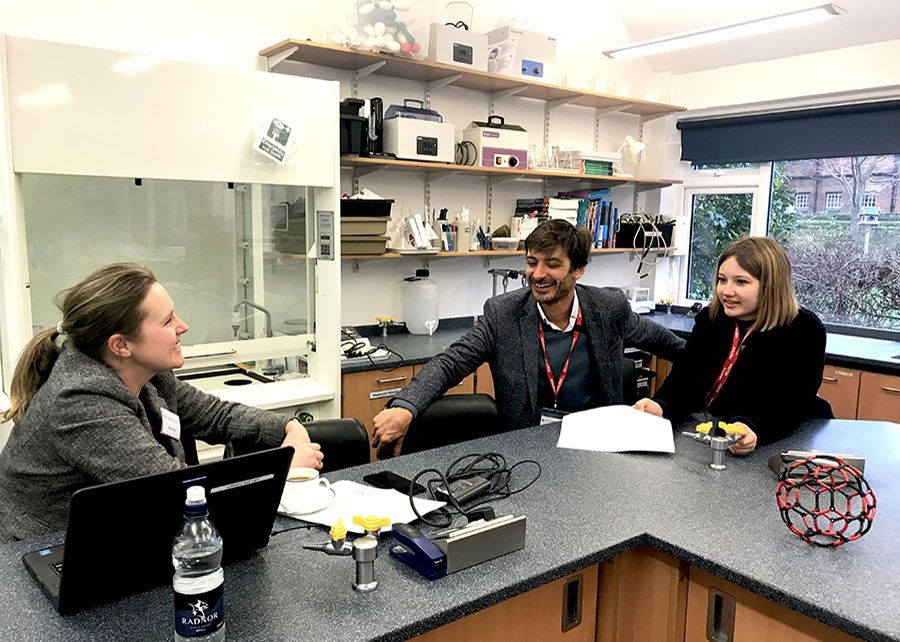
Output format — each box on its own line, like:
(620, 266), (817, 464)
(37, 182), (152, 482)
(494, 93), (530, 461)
(279, 485), (336, 516)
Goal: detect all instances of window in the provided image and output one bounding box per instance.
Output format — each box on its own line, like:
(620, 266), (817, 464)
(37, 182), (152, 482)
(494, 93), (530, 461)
(769, 156), (900, 333)
(685, 191), (755, 301)
(794, 193), (810, 211)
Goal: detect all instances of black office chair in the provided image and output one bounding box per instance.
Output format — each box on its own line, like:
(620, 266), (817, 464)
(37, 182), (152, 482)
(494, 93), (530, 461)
(621, 357), (639, 406)
(218, 417), (371, 474)
(401, 393), (500, 455)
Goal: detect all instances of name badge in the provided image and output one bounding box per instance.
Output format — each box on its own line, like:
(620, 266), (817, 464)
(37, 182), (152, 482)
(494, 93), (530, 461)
(540, 407), (567, 425)
(160, 407), (181, 441)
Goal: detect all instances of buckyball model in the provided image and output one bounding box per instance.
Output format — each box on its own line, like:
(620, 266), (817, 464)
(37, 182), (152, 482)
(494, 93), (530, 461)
(776, 456), (876, 546)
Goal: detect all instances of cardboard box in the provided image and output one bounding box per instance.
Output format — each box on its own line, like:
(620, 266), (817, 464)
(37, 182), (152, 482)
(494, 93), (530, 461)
(486, 25), (556, 83)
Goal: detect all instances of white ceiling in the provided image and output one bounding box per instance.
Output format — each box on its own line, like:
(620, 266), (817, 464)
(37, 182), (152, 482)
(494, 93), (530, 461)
(610, 0), (900, 74)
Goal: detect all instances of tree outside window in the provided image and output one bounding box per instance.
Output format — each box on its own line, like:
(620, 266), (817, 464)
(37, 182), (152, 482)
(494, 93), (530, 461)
(771, 155), (900, 332)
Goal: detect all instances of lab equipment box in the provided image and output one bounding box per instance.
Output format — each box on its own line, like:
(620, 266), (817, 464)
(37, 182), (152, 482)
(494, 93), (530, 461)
(340, 217), (389, 236)
(427, 23), (488, 71)
(384, 118), (454, 163)
(486, 25), (557, 83)
(462, 116), (528, 169)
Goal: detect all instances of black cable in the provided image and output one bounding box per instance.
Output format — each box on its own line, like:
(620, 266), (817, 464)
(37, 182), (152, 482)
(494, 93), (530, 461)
(455, 140), (477, 166)
(407, 452), (542, 529)
(270, 522), (314, 537)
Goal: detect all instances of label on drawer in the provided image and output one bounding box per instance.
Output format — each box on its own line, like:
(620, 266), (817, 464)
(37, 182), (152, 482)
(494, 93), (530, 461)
(370, 388), (403, 400)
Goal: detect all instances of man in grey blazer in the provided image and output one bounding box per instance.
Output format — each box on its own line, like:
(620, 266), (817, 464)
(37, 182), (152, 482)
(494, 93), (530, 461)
(372, 220), (685, 457)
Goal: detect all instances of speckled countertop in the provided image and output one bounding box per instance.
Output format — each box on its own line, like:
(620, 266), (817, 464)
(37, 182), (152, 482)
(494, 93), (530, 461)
(343, 313), (900, 375)
(1, 419), (897, 641)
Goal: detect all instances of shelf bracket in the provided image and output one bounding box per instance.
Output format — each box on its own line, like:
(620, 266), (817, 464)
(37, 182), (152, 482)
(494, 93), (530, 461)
(489, 174), (522, 185)
(352, 259), (361, 273)
(595, 105), (629, 117)
(425, 74), (462, 108)
(424, 176), (431, 213)
(427, 74), (462, 93)
(355, 165), (382, 178)
(489, 86), (526, 113)
(265, 46), (299, 72)
(426, 170), (461, 181)
(548, 96), (578, 110)
(352, 61), (386, 96)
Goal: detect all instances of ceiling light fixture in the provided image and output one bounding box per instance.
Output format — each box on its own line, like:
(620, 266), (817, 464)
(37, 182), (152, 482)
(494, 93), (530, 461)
(603, 1), (845, 59)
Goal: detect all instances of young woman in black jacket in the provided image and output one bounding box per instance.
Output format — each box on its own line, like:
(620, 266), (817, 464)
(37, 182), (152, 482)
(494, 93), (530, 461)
(633, 236), (830, 455)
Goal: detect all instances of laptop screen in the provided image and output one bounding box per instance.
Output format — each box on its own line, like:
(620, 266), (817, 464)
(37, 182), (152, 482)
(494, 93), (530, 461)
(32, 446), (292, 614)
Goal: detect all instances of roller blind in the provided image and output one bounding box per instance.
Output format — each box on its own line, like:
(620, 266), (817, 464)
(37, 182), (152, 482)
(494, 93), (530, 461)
(678, 100), (900, 164)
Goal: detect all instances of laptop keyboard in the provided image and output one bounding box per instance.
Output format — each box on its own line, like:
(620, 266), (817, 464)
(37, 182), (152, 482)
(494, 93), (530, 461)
(50, 561), (63, 576)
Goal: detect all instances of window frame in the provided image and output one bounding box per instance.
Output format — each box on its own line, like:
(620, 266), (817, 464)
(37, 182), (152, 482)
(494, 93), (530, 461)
(678, 165), (768, 306)
(794, 192), (810, 211)
(825, 191), (843, 211)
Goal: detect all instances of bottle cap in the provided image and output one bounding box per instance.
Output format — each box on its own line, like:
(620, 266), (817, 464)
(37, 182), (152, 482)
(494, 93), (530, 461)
(186, 486), (206, 503)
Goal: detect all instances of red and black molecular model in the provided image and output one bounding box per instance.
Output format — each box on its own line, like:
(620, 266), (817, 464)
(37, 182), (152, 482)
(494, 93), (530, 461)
(776, 455), (876, 547)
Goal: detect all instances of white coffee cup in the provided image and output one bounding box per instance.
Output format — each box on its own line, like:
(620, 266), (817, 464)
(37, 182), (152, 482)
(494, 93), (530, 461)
(282, 467), (333, 514)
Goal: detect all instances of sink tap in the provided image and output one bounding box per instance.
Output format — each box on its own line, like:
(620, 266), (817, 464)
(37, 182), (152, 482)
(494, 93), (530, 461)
(233, 300), (273, 338)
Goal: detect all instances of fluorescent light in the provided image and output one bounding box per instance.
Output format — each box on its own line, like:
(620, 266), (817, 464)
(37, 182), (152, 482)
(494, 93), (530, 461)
(604, 2), (845, 59)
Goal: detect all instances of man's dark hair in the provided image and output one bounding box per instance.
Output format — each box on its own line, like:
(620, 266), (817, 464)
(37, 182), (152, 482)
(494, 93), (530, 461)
(524, 219), (591, 269)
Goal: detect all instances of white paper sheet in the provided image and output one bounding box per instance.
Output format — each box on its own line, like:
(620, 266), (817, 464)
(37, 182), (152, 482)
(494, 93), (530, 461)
(556, 405), (675, 453)
(279, 480), (446, 533)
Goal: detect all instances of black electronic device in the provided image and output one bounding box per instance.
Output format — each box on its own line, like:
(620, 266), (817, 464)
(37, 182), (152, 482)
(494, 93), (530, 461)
(364, 471), (426, 495)
(22, 447), (292, 614)
(434, 475), (490, 503)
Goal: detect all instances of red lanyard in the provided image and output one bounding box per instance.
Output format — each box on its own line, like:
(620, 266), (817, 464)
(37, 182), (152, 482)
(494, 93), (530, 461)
(539, 307), (582, 409)
(705, 322), (750, 409)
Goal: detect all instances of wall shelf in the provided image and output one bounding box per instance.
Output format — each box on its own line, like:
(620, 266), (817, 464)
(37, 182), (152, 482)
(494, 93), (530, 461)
(340, 156), (681, 191)
(259, 39), (686, 120)
(281, 247), (675, 260)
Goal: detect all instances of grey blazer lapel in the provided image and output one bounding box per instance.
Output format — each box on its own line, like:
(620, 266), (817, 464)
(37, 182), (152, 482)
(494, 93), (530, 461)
(519, 297), (541, 415)
(578, 286), (615, 399)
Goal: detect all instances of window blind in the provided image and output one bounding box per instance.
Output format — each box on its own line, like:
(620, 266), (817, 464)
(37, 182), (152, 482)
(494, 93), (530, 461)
(677, 100), (900, 164)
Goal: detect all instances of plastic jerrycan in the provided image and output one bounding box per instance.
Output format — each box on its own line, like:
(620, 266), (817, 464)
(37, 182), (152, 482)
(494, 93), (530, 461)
(402, 269), (440, 335)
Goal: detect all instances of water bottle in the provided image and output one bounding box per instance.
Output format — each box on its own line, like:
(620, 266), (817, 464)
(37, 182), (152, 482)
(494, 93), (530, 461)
(173, 486), (225, 641)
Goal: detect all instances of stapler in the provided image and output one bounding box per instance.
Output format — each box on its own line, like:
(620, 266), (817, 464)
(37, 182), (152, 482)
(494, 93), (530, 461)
(389, 523), (447, 580)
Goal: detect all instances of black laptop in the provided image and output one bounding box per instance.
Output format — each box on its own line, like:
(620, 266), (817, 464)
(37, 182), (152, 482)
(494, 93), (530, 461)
(23, 446), (293, 614)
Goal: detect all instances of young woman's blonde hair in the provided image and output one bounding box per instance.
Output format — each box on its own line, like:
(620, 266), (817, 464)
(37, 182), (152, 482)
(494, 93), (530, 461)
(708, 236), (799, 332)
(1, 263), (157, 423)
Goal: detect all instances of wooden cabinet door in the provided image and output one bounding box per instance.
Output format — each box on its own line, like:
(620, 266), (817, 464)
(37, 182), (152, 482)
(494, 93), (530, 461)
(475, 362), (494, 397)
(818, 366), (861, 419)
(411, 364), (475, 395)
(685, 566), (859, 642)
(857, 371), (900, 422)
(649, 357), (672, 396)
(341, 366), (415, 462)
(596, 546), (688, 642)
(408, 567), (597, 642)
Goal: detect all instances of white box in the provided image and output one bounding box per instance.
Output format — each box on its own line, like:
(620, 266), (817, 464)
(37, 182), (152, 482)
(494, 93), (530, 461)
(384, 118), (455, 163)
(486, 25), (557, 84)
(428, 23), (488, 72)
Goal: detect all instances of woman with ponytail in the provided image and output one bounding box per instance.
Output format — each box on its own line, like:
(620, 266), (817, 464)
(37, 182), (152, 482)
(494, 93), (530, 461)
(0, 263), (323, 543)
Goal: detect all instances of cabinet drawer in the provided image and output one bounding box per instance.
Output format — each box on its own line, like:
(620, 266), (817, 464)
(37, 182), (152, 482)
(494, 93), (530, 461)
(818, 366), (861, 419)
(857, 371), (900, 422)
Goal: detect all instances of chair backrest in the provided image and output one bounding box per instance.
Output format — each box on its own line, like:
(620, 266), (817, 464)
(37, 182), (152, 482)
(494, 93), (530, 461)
(221, 417), (371, 474)
(304, 418), (371, 473)
(621, 356), (639, 406)
(401, 393), (500, 455)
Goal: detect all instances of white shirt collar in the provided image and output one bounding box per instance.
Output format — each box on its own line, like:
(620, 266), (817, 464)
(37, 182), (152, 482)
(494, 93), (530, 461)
(537, 289), (580, 333)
